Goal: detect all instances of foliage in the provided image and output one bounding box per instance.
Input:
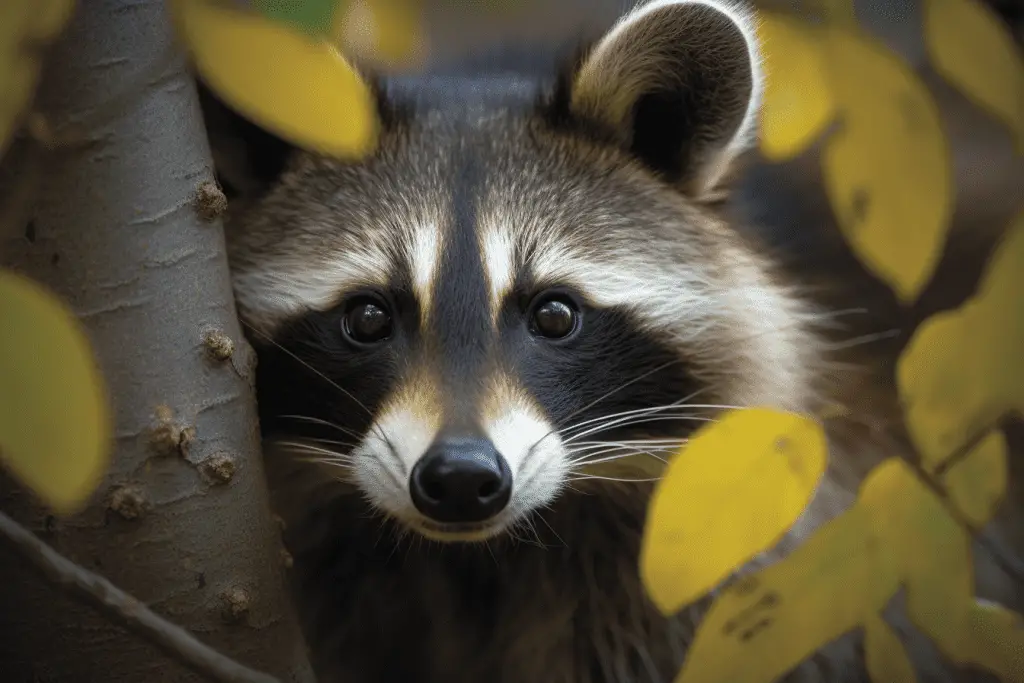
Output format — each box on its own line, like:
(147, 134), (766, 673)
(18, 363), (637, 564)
(898, 210), (1024, 478)
(924, 0), (1024, 154)
(0, 0), (75, 158)
(170, 0), (380, 160)
(674, 451), (1024, 683)
(759, 4), (953, 304)
(0, 3), (84, 510)
(0, 271), (111, 514)
(640, 408), (827, 613)
(642, 2), (1024, 682)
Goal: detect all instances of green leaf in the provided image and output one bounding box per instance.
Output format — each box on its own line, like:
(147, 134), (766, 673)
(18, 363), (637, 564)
(249, 0), (343, 36)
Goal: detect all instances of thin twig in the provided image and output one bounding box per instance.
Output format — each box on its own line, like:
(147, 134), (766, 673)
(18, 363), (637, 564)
(900, 415), (1024, 584)
(932, 417), (1001, 478)
(0, 510), (282, 683)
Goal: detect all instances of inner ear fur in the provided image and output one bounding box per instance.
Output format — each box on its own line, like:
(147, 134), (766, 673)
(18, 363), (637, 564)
(566, 0), (763, 198)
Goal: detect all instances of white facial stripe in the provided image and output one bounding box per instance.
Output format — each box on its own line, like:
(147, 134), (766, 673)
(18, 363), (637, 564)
(351, 372), (569, 530)
(485, 397), (567, 517)
(596, 257), (812, 409)
(353, 402), (441, 519)
(479, 228), (516, 318)
(232, 246), (391, 334)
(530, 245), (717, 343)
(408, 221), (443, 322)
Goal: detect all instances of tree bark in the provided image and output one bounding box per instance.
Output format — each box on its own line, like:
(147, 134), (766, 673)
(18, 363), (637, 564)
(0, 1), (315, 681)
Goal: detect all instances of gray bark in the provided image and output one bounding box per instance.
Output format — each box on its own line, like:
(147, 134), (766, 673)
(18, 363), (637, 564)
(0, 1), (315, 681)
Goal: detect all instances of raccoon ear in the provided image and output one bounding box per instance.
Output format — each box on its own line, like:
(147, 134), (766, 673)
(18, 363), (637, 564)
(197, 78), (298, 201)
(568, 0), (762, 197)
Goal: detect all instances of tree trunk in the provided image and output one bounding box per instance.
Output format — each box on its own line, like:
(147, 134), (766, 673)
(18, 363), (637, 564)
(0, 1), (315, 681)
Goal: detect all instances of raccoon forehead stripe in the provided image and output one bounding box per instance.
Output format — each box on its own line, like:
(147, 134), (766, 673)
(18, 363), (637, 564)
(408, 221), (444, 321)
(479, 229), (516, 318)
(230, 246), (393, 334)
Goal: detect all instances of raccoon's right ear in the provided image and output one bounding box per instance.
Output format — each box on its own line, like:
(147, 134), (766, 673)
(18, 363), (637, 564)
(197, 78), (298, 201)
(558, 0), (762, 199)
(196, 76), (397, 200)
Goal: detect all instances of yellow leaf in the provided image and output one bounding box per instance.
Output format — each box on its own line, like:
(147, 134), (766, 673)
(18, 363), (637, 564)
(675, 453), (1024, 683)
(879, 461), (974, 650)
(676, 463), (902, 683)
(0, 0), (76, 156)
(941, 429), (1008, 527)
(956, 600), (1024, 683)
(897, 210), (1024, 468)
(924, 0), (1024, 153)
(335, 0), (427, 69)
(756, 11), (836, 162)
(880, 459), (1024, 682)
(0, 270), (112, 515)
(171, 0), (379, 159)
(821, 27), (952, 304)
(864, 615), (918, 683)
(819, 0), (856, 24)
(640, 408), (827, 615)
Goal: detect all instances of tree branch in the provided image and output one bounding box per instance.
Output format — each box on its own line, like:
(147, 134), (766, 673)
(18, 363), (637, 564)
(0, 511), (283, 683)
(901, 416), (1024, 585)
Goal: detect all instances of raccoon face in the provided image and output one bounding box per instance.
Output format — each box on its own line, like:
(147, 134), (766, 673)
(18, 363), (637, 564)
(220, 0), (824, 542)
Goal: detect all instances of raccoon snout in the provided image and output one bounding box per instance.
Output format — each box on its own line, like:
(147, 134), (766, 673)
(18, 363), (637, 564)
(409, 437), (513, 524)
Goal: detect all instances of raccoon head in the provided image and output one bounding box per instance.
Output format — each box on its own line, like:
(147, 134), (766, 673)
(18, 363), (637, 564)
(216, 0), (825, 543)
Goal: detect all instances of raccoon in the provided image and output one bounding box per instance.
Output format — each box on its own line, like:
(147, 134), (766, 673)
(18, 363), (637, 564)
(205, 1), (1014, 682)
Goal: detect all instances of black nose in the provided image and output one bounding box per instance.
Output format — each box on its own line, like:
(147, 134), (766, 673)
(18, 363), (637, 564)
(409, 437), (513, 524)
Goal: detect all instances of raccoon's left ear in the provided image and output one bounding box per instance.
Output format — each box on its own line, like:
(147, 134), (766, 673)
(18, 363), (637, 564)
(565, 0), (762, 198)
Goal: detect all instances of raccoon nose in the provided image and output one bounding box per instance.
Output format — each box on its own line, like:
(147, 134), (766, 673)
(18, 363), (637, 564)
(409, 438), (513, 524)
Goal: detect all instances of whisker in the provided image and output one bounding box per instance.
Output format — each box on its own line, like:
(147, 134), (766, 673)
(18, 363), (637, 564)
(522, 517), (548, 549)
(306, 459), (356, 471)
(278, 415), (364, 439)
(567, 438), (682, 458)
(275, 440), (353, 457)
(524, 362), (698, 460)
(483, 540), (498, 565)
(823, 328), (901, 351)
(301, 436), (360, 449)
(243, 324), (404, 462)
(292, 454), (358, 466)
(568, 474), (662, 484)
(563, 414), (713, 445)
(533, 511), (567, 548)
(568, 448), (675, 468)
(567, 437), (692, 452)
(559, 360), (696, 427)
(558, 401), (745, 445)
(556, 388), (710, 437)
(570, 437), (689, 447)
(243, 323), (375, 419)
(565, 445), (675, 462)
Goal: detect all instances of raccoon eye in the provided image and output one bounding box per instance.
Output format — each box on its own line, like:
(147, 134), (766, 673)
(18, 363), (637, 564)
(529, 295), (580, 340)
(342, 296), (393, 345)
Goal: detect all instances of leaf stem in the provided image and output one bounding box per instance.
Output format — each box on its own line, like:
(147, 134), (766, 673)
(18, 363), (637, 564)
(898, 416), (1024, 584)
(932, 416), (1003, 477)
